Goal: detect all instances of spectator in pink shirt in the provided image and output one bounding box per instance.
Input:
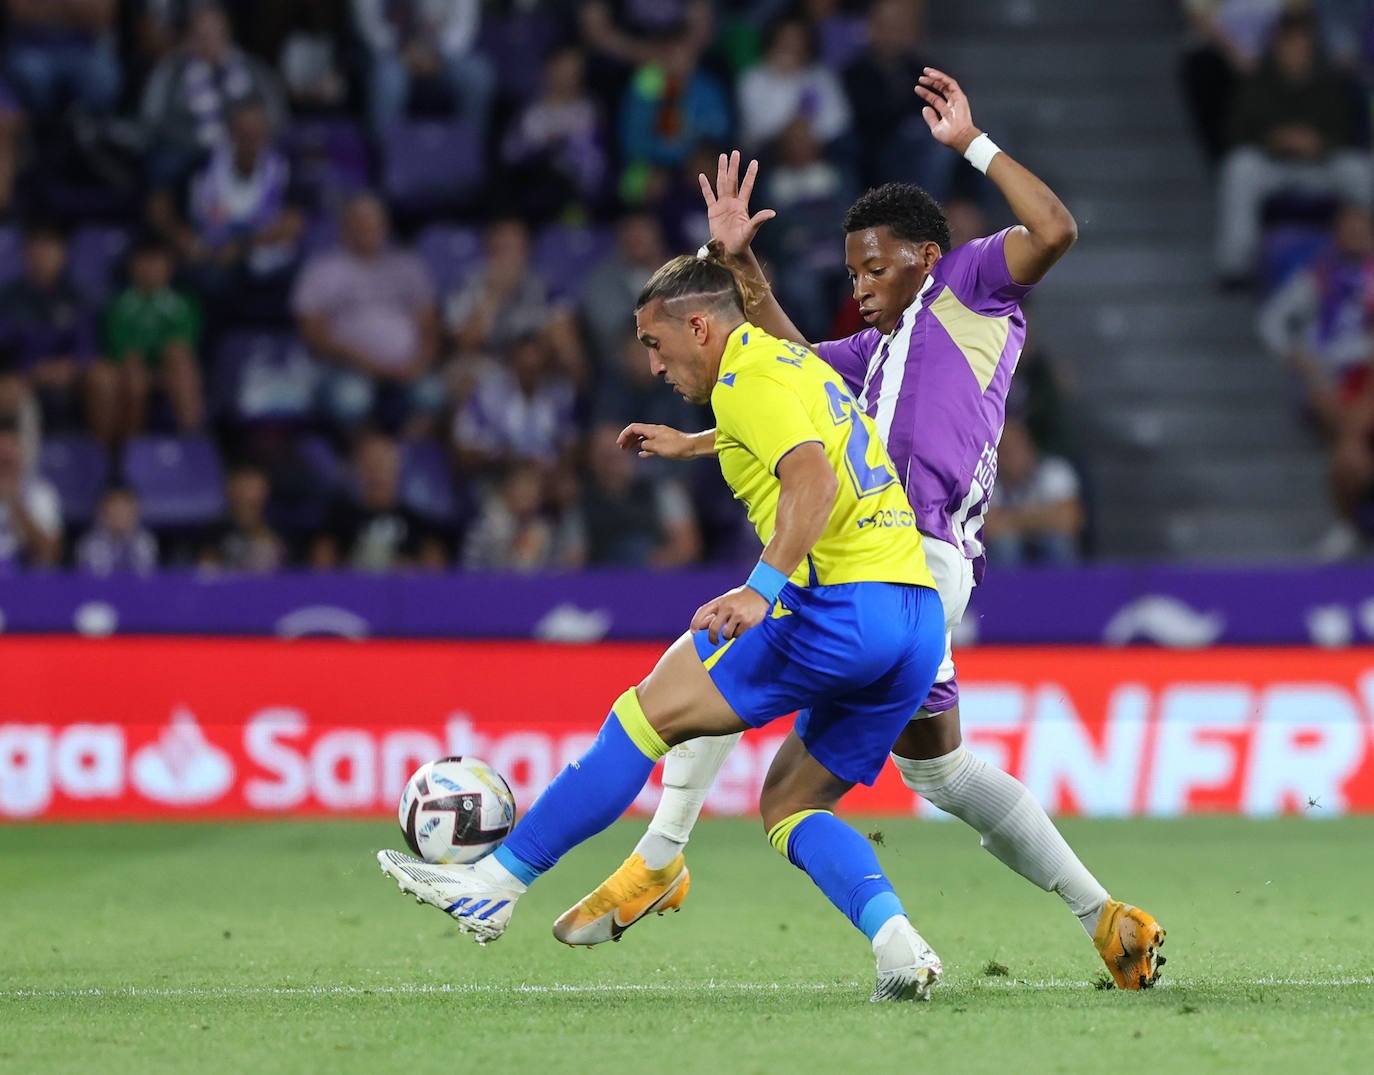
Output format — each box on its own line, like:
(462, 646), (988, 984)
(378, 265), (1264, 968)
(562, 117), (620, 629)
(291, 193), (442, 435)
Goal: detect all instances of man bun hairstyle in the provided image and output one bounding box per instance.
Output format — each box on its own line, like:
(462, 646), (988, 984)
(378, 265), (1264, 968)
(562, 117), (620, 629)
(636, 242), (752, 318)
(842, 182), (951, 253)
(634, 239), (774, 319)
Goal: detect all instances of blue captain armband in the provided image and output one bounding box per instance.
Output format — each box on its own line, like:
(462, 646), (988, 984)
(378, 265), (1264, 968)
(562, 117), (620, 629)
(745, 560), (789, 605)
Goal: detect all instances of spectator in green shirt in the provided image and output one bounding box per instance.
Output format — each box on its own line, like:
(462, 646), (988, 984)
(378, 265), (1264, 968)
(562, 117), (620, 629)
(95, 237), (204, 444)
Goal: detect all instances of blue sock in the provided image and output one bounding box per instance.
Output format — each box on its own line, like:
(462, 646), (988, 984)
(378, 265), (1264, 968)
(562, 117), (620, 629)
(494, 691), (663, 886)
(771, 811), (907, 941)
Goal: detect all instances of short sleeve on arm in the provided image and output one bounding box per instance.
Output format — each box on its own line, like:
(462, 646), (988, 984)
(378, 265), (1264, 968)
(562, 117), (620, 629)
(816, 330), (877, 395)
(938, 228), (1035, 316)
(712, 373), (823, 476)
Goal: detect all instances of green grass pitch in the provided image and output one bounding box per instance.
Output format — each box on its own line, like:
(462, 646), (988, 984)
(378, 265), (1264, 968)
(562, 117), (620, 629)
(4, 816), (1373, 1074)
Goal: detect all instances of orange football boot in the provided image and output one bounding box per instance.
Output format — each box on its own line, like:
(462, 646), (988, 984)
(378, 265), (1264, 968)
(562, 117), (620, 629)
(1094, 899), (1167, 989)
(552, 853), (690, 946)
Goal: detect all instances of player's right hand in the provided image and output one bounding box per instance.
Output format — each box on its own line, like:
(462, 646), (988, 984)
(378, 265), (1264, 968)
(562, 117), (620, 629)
(618, 422), (696, 460)
(691, 586), (770, 645)
(699, 150), (776, 257)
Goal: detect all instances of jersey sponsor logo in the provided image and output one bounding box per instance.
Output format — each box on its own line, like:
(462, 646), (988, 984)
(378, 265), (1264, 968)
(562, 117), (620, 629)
(717, 373), (737, 387)
(974, 441), (998, 494)
(856, 509), (916, 530)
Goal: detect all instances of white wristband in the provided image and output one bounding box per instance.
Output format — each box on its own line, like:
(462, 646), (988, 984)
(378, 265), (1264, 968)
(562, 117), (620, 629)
(963, 133), (1001, 175)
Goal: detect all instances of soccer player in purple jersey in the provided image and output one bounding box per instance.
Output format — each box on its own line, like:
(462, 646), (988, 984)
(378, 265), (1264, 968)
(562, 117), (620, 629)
(554, 69), (1166, 991)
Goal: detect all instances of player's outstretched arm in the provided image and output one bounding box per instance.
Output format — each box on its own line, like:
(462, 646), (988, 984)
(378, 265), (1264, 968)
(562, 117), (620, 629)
(618, 422), (717, 460)
(691, 442), (837, 644)
(916, 68), (1077, 285)
(699, 151), (814, 349)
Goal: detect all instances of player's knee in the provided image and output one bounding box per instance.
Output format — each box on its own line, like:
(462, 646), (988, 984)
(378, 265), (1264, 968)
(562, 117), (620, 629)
(891, 705), (962, 760)
(758, 783), (842, 833)
(892, 744), (972, 794)
(764, 807), (832, 857)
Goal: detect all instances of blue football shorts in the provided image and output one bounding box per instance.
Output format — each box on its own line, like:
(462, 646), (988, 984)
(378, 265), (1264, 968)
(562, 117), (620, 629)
(693, 581), (944, 785)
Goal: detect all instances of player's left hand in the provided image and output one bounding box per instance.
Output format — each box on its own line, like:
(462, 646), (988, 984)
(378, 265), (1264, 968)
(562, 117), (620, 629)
(699, 150), (776, 257)
(692, 585), (771, 646)
(915, 67), (980, 154)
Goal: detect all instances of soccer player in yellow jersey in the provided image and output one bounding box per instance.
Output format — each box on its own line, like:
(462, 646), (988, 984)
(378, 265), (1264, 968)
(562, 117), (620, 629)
(379, 253), (948, 1001)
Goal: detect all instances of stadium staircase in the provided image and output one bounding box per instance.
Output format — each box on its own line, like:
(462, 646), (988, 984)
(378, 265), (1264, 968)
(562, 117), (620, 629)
(931, 0), (1334, 560)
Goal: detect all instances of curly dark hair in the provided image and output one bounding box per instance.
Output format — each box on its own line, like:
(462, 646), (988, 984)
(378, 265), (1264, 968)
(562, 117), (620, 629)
(842, 183), (951, 254)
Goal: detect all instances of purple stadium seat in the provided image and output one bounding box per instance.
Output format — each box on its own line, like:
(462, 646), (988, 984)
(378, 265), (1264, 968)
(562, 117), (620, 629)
(0, 226), (22, 288)
(298, 433), (345, 490)
(288, 118), (371, 200)
(38, 433), (109, 526)
(532, 224), (616, 302)
(301, 214), (340, 258)
(68, 225), (131, 302)
(124, 434), (227, 528)
(818, 16), (868, 69)
(399, 439), (459, 524)
(382, 122), (483, 213)
(415, 224), (482, 295)
(480, 15), (560, 103)
(266, 433), (344, 533)
(212, 331), (317, 423)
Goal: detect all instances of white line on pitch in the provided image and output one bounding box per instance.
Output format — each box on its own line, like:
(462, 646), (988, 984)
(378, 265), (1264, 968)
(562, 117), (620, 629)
(4, 976), (1373, 999)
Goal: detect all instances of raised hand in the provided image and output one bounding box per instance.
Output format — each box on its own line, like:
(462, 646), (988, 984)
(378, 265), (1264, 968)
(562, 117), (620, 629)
(915, 67), (980, 154)
(698, 150), (776, 257)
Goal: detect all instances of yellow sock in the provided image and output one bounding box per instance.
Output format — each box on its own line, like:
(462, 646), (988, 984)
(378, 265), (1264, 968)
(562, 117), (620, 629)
(612, 688), (669, 761)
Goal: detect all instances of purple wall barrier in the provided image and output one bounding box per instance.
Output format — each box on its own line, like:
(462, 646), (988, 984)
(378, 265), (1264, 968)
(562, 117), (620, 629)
(3, 565), (1374, 645)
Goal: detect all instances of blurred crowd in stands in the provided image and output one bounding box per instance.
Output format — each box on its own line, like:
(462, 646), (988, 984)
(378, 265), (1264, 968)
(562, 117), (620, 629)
(1180, 1), (1374, 558)
(0, 0), (1085, 574)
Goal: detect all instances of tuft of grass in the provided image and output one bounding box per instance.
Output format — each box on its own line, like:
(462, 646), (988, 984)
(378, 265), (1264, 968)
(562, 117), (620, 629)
(982, 960), (1010, 977)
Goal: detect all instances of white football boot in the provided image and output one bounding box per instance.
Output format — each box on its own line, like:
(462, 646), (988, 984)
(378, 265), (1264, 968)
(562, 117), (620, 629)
(377, 849), (521, 944)
(870, 916), (943, 1002)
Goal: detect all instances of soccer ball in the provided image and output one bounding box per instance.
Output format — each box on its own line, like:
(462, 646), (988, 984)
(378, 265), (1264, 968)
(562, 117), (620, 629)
(397, 757), (516, 864)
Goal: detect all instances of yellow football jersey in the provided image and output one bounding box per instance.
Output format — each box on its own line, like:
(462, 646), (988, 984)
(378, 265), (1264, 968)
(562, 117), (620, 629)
(711, 323), (935, 589)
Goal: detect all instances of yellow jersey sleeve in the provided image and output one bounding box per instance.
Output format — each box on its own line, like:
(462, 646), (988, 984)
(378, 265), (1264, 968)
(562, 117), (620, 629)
(711, 372), (823, 476)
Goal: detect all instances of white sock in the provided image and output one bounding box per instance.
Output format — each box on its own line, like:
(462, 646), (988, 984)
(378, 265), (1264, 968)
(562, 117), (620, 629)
(1077, 905), (1106, 939)
(633, 732), (743, 869)
(872, 915), (939, 971)
(634, 832), (686, 871)
(473, 854), (527, 893)
(893, 746), (1109, 936)
(871, 915), (908, 960)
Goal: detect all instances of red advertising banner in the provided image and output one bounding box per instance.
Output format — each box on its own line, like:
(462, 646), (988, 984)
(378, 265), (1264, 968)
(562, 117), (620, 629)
(3, 639), (1374, 820)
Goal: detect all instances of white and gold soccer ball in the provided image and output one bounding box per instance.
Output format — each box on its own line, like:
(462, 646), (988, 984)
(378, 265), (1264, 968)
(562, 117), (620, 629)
(397, 757), (516, 864)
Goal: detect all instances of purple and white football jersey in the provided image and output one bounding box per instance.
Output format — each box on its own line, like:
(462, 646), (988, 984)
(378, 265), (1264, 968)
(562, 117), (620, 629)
(817, 228), (1033, 582)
